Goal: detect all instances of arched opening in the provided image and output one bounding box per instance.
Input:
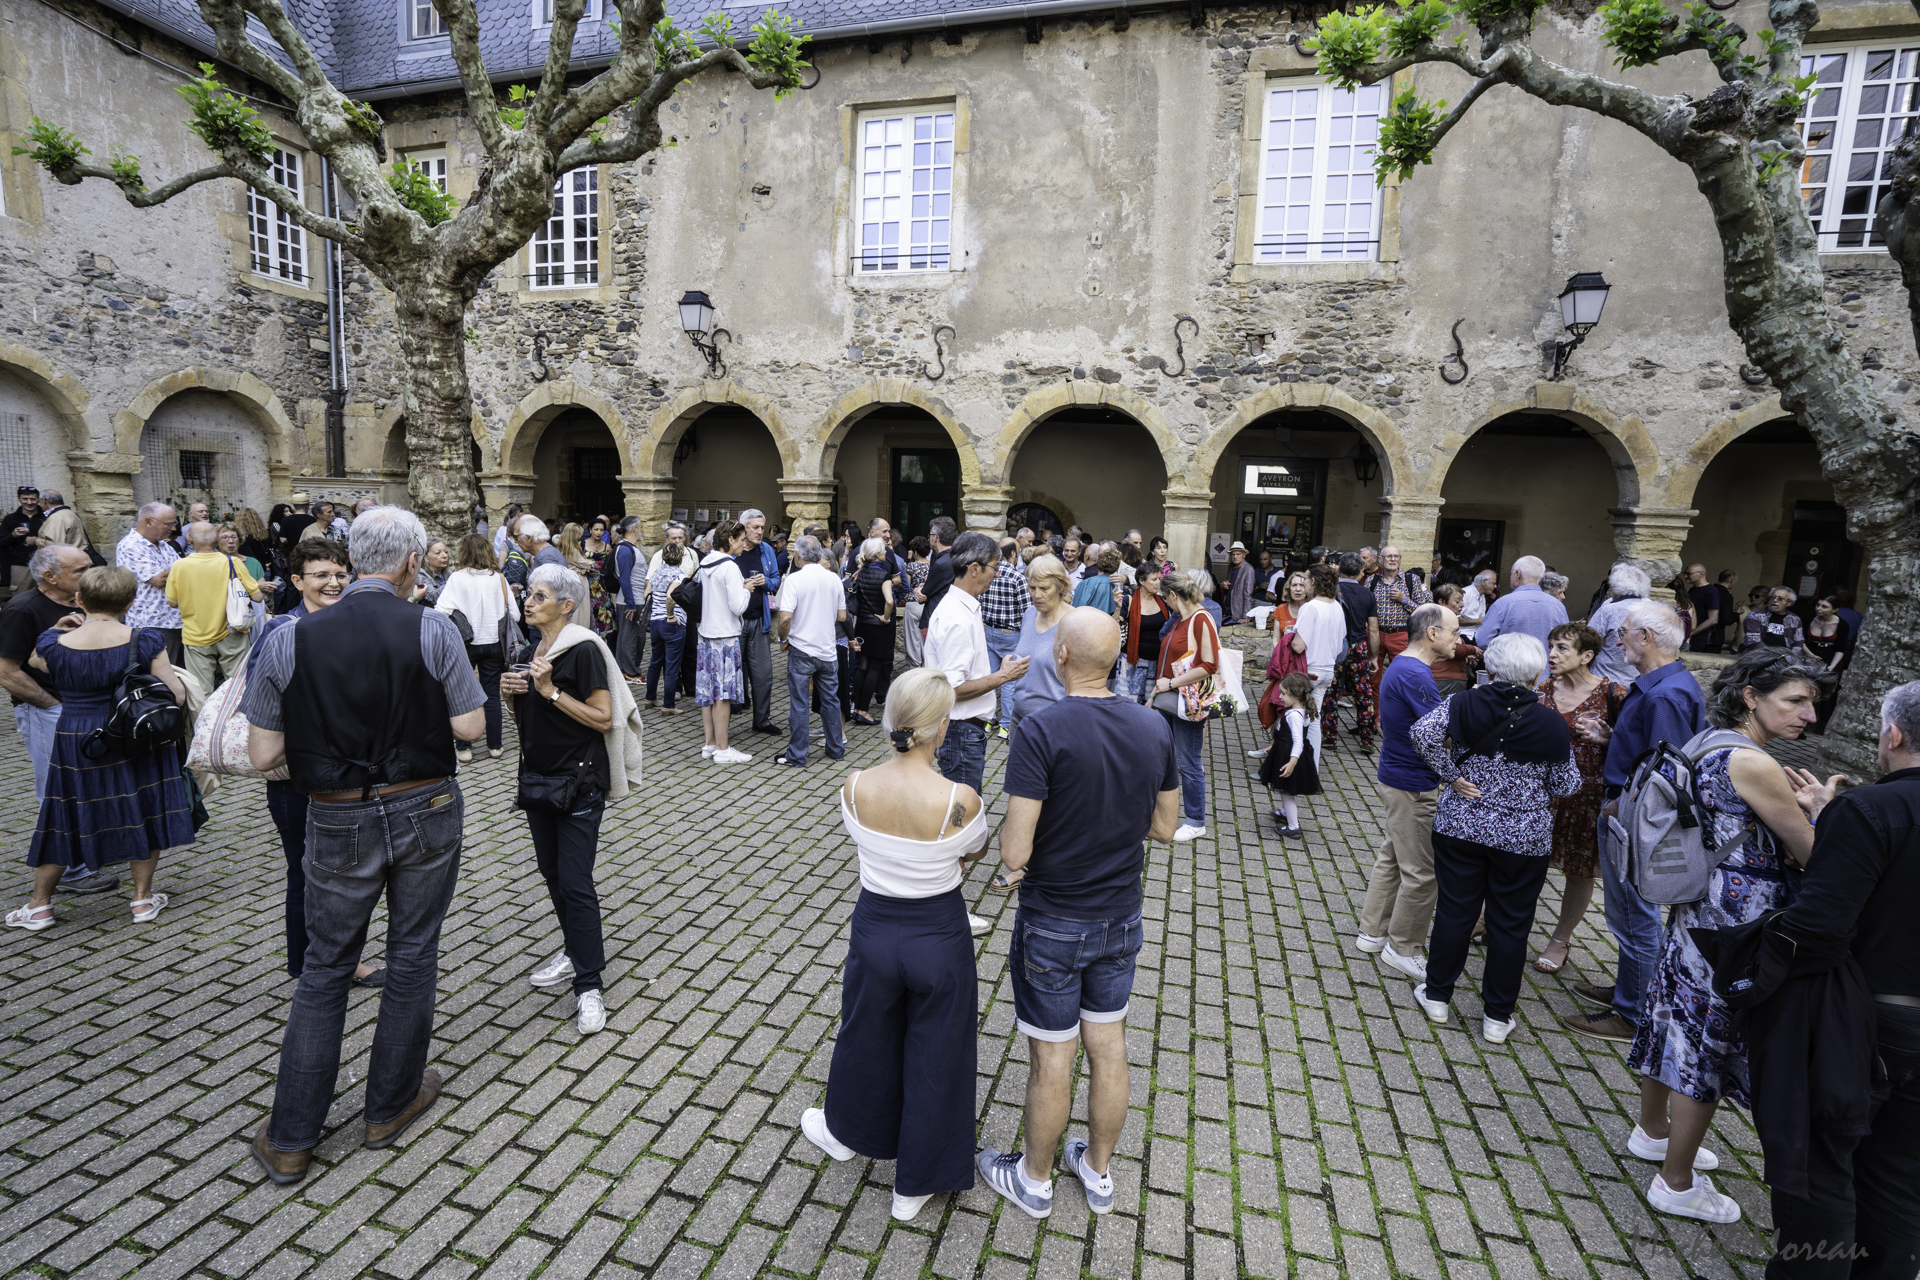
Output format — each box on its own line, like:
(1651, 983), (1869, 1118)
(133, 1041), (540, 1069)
(0, 368), (77, 502)
(832, 406), (961, 537)
(530, 408), (626, 525)
(1680, 417), (1859, 630)
(668, 405), (783, 529)
(133, 389), (275, 516)
(1204, 409), (1381, 572)
(1008, 406), (1166, 541)
(1438, 413), (1618, 601)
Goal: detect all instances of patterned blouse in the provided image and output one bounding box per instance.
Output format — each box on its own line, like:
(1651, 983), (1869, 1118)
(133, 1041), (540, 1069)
(1409, 703), (1581, 858)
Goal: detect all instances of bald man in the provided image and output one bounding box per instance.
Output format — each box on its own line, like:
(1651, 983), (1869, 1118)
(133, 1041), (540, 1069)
(1474, 553), (1566, 660)
(983, 607), (1180, 1219)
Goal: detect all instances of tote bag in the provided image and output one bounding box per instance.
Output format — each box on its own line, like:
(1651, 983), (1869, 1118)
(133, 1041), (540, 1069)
(224, 558), (253, 632)
(185, 663), (288, 780)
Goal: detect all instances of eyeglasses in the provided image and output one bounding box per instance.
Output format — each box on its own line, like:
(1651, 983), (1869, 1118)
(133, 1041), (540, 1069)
(300, 572), (350, 583)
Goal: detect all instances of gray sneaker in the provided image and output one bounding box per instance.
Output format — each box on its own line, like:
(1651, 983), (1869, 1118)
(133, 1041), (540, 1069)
(978, 1148), (1053, 1219)
(55, 873), (121, 896)
(530, 952), (574, 989)
(1063, 1139), (1114, 1214)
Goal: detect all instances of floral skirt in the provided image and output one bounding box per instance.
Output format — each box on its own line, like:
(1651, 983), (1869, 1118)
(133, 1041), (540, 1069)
(696, 636), (744, 706)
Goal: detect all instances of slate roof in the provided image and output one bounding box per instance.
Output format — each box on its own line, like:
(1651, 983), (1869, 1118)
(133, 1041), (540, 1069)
(89, 0), (1141, 98)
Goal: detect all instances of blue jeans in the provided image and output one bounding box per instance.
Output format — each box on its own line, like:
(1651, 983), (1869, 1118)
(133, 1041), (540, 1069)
(1009, 906), (1144, 1040)
(937, 718), (988, 795)
(268, 780), (463, 1152)
(1599, 810), (1662, 1025)
(986, 627), (1020, 724)
(785, 647), (846, 764)
(1167, 715), (1206, 823)
(1126, 660), (1155, 703)
(645, 619), (685, 707)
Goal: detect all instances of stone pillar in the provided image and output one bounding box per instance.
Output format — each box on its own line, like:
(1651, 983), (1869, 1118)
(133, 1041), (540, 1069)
(1162, 485), (1215, 572)
(69, 451), (140, 549)
(621, 475), (678, 536)
(1381, 494), (1445, 574)
(267, 461), (294, 505)
(779, 477), (838, 533)
(962, 483), (1015, 535)
(478, 470), (535, 532)
(1609, 506), (1698, 586)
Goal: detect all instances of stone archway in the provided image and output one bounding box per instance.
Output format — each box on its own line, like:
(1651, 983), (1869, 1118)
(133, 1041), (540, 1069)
(1190, 383), (1412, 497)
(500, 381), (631, 477)
(0, 341), (93, 455)
(995, 382), (1181, 484)
(0, 344), (98, 537)
(114, 368), (301, 473)
(1431, 381), (1660, 507)
(813, 380), (976, 481)
(633, 382), (792, 531)
(1666, 394), (1792, 510)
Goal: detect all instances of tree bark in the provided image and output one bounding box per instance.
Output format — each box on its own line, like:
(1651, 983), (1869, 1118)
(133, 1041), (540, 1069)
(393, 288), (480, 542)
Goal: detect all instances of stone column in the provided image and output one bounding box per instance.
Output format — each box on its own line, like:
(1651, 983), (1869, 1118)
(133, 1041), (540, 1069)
(1162, 485), (1215, 571)
(1381, 493), (1445, 574)
(69, 450), (140, 549)
(962, 483), (1015, 535)
(621, 475), (679, 536)
(479, 470), (535, 532)
(1609, 506), (1698, 586)
(267, 461), (294, 505)
(779, 477), (838, 533)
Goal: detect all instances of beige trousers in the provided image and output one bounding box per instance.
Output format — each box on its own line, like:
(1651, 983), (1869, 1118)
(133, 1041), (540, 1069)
(183, 628), (252, 692)
(1359, 782), (1441, 952)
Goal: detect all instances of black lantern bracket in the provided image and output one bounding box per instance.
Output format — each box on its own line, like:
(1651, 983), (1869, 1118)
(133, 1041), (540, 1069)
(924, 324), (956, 381)
(1163, 315), (1199, 377)
(1547, 271), (1611, 382)
(1549, 327), (1593, 381)
(690, 326), (731, 378)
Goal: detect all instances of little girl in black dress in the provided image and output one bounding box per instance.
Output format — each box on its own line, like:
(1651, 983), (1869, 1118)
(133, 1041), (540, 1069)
(1259, 672), (1322, 838)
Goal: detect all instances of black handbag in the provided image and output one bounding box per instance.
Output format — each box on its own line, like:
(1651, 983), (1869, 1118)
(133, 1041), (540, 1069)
(515, 758), (599, 812)
(81, 629), (187, 760)
(447, 609), (475, 644)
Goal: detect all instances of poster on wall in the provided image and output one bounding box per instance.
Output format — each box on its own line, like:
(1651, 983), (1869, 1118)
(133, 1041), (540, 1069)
(1209, 532), (1230, 563)
(672, 508), (688, 523)
(694, 509), (710, 523)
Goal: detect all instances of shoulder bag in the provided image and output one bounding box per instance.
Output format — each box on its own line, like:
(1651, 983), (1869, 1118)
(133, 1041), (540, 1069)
(671, 563), (705, 627)
(225, 557), (253, 632)
(1151, 614), (1223, 721)
(81, 629), (188, 760)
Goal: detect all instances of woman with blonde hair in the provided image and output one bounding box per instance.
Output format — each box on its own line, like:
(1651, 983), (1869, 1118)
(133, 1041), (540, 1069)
(849, 536), (897, 726)
(1011, 554), (1074, 730)
(801, 668), (989, 1222)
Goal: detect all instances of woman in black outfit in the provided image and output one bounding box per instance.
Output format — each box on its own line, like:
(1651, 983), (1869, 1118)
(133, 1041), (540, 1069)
(849, 536), (896, 726)
(1803, 595), (1850, 733)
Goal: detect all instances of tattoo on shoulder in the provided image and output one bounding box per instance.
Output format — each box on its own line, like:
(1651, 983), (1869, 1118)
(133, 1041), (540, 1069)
(949, 802), (967, 829)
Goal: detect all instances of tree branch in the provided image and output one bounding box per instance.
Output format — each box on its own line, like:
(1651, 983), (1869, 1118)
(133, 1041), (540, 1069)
(59, 156), (367, 255)
(223, 152), (370, 252)
(543, 0), (668, 149)
(435, 0), (508, 156)
(193, 0), (304, 101)
(530, 0), (591, 136)
(1420, 64), (1508, 154)
(240, 0), (334, 93)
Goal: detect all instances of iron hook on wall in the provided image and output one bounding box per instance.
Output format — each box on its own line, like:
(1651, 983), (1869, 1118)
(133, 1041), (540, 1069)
(1164, 315), (1199, 377)
(1440, 318), (1469, 384)
(530, 330), (550, 383)
(1739, 364), (1772, 385)
(1287, 31), (1315, 57)
(924, 324), (956, 380)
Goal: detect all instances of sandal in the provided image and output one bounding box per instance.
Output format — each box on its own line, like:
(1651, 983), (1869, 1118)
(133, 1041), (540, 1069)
(990, 867), (1026, 893)
(5, 903), (54, 932)
(1533, 937), (1571, 973)
(131, 894), (169, 923)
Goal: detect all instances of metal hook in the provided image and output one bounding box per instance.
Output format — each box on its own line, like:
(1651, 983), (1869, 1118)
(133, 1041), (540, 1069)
(924, 324), (956, 381)
(530, 330), (550, 383)
(1287, 31), (1315, 57)
(1739, 364), (1771, 386)
(1165, 315), (1198, 378)
(1440, 318), (1469, 385)
(797, 64), (822, 91)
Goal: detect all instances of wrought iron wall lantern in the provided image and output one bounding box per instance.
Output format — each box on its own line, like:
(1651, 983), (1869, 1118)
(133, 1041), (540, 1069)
(1351, 442), (1380, 484)
(1548, 272), (1610, 381)
(678, 290), (731, 378)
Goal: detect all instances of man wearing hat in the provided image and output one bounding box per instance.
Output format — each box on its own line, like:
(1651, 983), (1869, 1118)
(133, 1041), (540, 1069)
(0, 487), (45, 601)
(1224, 540), (1256, 625)
(278, 494), (317, 553)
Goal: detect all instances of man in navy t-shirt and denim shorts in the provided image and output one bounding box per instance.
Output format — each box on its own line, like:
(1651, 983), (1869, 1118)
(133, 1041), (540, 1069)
(981, 608), (1180, 1219)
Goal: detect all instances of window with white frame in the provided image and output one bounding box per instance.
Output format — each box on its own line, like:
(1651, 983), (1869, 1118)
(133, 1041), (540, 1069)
(405, 150), (448, 194)
(855, 107), (954, 273)
(531, 167), (599, 288)
(536, 0), (597, 22)
(249, 148), (308, 284)
(1253, 79), (1383, 262)
(1798, 42), (1920, 251)
(411, 0), (445, 39)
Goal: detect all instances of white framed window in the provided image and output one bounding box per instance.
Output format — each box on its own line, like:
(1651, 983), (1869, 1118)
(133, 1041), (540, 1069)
(535, 0), (597, 23)
(1254, 80), (1383, 262)
(249, 148), (308, 285)
(405, 150), (448, 193)
(1798, 43), (1920, 251)
(411, 0), (445, 39)
(855, 107), (954, 273)
(531, 167), (599, 288)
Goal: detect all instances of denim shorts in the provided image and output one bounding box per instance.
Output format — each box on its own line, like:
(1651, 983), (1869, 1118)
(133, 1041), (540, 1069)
(1009, 905), (1144, 1042)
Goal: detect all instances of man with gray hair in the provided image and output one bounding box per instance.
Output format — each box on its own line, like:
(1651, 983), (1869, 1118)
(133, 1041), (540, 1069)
(242, 506), (487, 1185)
(115, 501), (183, 663)
(1474, 554), (1567, 661)
(515, 516), (565, 573)
(33, 490), (91, 559)
(736, 508), (785, 736)
(1460, 569), (1496, 637)
(773, 536), (847, 767)
(1586, 563), (1653, 685)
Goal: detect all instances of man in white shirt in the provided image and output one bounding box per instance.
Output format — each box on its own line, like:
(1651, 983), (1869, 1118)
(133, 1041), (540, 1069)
(773, 536), (848, 767)
(1460, 570), (1495, 639)
(924, 531), (1029, 795)
(648, 522), (694, 577)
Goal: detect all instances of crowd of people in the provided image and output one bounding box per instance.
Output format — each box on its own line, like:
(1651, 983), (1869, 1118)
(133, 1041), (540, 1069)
(1, 483), (1913, 1269)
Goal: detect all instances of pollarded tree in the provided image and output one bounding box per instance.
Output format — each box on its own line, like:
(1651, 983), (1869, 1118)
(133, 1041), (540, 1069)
(13, 0), (806, 541)
(1310, 0), (1920, 776)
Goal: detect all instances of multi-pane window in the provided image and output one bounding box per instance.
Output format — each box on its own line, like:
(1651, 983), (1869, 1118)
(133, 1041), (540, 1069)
(249, 148), (307, 284)
(537, 0), (597, 21)
(412, 0), (444, 38)
(531, 167), (599, 288)
(406, 151), (448, 193)
(1798, 43), (1920, 250)
(1254, 80), (1383, 262)
(856, 109), (954, 273)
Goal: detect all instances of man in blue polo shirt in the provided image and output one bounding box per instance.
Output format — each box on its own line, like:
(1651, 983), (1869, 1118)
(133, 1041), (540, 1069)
(1562, 600), (1703, 1044)
(1476, 554), (1568, 663)
(1356, 603), (1459, 983)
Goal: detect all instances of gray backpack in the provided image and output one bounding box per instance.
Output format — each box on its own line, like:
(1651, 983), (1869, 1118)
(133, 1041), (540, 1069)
(1602, 728), (1761, 906)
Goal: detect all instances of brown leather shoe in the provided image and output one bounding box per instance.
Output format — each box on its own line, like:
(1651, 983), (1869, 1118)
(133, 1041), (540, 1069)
(364, 1069), (443, 1150)
(1562, 1011), (1637, 1044)
(1571, 981), (1616, 1010)
(251, 1121), (313, 1185)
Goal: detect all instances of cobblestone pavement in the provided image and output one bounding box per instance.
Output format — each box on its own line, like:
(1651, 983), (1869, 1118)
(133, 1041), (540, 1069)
(0, 653), (1785, 1280)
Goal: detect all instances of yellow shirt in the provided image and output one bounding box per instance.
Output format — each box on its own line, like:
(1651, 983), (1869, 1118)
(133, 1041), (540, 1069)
(164, 552), (259, 646)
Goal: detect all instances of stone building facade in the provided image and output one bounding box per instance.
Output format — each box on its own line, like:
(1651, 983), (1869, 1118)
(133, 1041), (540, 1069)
(1, 0), (1910, 603)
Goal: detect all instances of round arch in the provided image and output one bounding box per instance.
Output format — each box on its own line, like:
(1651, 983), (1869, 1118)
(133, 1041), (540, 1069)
(1190, 383), (1413, 495)
(638, 381), (794, 478)
(1666, 394), (1792, 510)
(995, 382), (1179, 485)
(1429, 381), (1660, 506)
(812, 379), (978, 484)
(0, 340), (93, 454)
(113, 367), (300, 467)
(500, 380), (630, 476)
(377, 402), (496, 474)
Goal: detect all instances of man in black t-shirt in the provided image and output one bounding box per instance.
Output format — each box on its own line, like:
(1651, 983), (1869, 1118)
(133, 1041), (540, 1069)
(919, 516), (956, 637)
(0, 486), (45, 600)
(276, 494), (317, 553)
(982, 608), (1180, 1219)
(1684, 563), (1724, 652)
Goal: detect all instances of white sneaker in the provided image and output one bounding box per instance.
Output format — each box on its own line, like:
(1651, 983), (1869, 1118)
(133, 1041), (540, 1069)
(529, 952), (574, 989)
(1627, 1124), (1720, 1170)
(1482, 1015), (1517, 1044)
(713, 747), (753, 764)
(1412, 983), (1450, 1024)
(967, 913), (990, 937)
(1379, 943), (1428, 982)
(801, 1107), (854, 1161)
(700, 744), (717, 759)
(576, 989), (606, 1035)
(1246, 746), (1270, 758)
(1353, 933), (1387, 954)
(1646, 1171), (1741, 1224)
(1172, 823), (1207, 843)
(891, 1191), (933, 1221)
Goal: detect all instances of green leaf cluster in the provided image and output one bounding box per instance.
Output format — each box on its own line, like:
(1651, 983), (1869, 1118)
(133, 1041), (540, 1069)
(387, 159), (458, 225)
(178, 63), (274, 161)
(652, 15), (699, 65)
(1452, 0), (1538, 27)
(1386, 0), (1453, 56)
(11, 117), (89, 173)
(1375, 85), (1450, 181)
(1312, 2), (1456, 88)
(501, 83), (530, 131)
(108, 148), (146, 190)
(1598, 0), (1669, 68)
(745, 9), (809, 99)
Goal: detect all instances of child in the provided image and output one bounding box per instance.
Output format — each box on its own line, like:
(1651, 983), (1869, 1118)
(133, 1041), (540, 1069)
(1258, 672), (1322, 838)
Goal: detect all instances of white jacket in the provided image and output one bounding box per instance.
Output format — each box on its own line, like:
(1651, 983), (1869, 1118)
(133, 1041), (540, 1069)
(543, 623), (644, 801)
(435, 568), (520, 644)
(697, 551), (751, 641)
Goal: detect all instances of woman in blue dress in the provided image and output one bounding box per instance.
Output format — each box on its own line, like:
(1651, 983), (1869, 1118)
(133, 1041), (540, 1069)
(1625, 648), (1840, 1226)
(5, 566), (193, 932)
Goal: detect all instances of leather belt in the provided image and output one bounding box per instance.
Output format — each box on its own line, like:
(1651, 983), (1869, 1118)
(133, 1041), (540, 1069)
(1876, 994), (1920, 1009)
(309, 776), (449, 805)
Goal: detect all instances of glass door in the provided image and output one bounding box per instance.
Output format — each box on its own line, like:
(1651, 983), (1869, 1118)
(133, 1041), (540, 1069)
(891, 449), (960, 538)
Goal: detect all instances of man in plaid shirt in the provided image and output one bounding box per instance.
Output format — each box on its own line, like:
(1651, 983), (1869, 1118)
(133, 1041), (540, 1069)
(981, 537), (1031, 736)
(1367, 545), (1430, 704)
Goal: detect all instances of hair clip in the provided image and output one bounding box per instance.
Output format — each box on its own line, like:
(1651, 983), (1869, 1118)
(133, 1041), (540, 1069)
(889, 729), (913, 753)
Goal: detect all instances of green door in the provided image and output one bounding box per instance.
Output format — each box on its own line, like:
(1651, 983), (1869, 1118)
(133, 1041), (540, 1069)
(891, 448), (960, 539)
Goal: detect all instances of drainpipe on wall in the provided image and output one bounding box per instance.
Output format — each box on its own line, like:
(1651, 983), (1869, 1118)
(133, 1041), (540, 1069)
(322, 158), (348, 478)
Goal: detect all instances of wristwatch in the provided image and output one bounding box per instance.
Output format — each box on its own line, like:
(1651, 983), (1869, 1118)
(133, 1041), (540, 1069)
(546, 688), (562, 704)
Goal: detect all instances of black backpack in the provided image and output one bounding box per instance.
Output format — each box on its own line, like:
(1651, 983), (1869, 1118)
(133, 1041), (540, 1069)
(670, 563), (704, 627)
(81, 629), (187, 760)
(599, 543), (629, 599)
